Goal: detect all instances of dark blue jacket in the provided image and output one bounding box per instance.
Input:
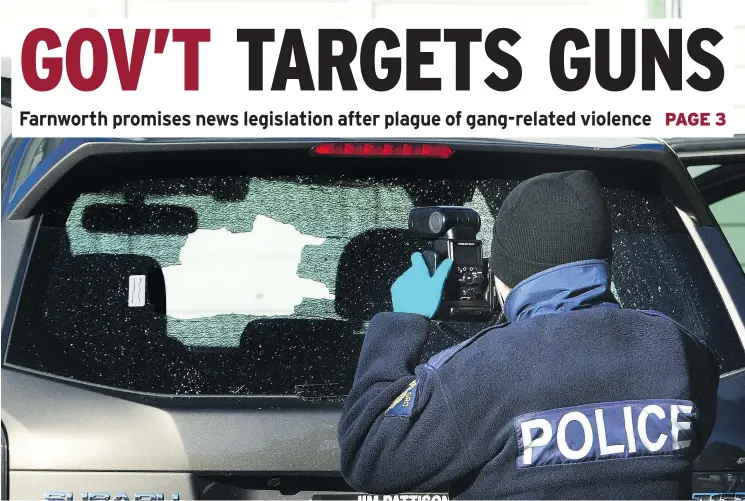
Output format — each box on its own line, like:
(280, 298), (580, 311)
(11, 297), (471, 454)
(338, 259), (719, 499)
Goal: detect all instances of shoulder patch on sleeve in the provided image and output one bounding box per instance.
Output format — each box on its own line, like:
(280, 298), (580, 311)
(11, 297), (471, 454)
(385, 380), (418, 418)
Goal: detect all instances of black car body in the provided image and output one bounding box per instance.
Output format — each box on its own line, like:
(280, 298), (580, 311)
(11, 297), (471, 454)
(1, 136), (744, 499)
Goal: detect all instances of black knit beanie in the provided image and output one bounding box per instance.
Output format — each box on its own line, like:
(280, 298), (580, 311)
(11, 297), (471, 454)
(491, 170), (613, 288)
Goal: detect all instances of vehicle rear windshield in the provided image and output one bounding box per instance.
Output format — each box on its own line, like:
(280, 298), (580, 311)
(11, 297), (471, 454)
(6, 150), (744, 395)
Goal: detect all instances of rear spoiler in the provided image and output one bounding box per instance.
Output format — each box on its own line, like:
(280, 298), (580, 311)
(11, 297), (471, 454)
(4, 138), (717, 229)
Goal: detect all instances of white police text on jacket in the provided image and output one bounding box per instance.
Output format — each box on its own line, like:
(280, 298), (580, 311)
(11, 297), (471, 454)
(517, 399), (697, 468)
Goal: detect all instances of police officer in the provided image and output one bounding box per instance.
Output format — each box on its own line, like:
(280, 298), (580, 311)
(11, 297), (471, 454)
(337, 170), (719, 499)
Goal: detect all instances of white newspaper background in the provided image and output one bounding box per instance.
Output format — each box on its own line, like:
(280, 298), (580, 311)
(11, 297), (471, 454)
(10, 19), (738, 138)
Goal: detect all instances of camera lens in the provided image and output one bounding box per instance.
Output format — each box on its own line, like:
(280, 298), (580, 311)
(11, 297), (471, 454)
(428, 211), (444, 234)
(463, 273), (475, 285)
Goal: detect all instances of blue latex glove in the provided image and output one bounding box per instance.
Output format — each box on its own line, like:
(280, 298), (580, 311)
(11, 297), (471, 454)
(391, 252), (453, 318)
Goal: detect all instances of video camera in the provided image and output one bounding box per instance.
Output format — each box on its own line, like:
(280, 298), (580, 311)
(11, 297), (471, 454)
(408, 206), (496, 322)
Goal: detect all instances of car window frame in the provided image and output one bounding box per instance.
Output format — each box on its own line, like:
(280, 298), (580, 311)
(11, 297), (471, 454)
(1, 101), (12, 173)
(1, 134), (24, 203)
(707, 188), (745, 273)
(6, 173), (745, 395)
(684, 165), (745, 375)
(9, 138), (66, 197)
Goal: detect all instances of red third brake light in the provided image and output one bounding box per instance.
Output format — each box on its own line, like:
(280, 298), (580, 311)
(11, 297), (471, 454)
(312, 142), (454, 159)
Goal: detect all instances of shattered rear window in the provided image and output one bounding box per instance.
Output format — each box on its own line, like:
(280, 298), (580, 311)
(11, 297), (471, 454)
(6, 174), (743, 395)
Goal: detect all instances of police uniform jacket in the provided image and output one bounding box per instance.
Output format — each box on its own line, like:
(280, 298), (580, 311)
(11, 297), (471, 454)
(337, 259), (719, 499)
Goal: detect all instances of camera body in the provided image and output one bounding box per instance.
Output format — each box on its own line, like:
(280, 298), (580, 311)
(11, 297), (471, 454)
(409, 206), (495, 321)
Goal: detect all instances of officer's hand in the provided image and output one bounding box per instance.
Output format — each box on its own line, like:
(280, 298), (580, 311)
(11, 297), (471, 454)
(391, 252), (453, 319)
